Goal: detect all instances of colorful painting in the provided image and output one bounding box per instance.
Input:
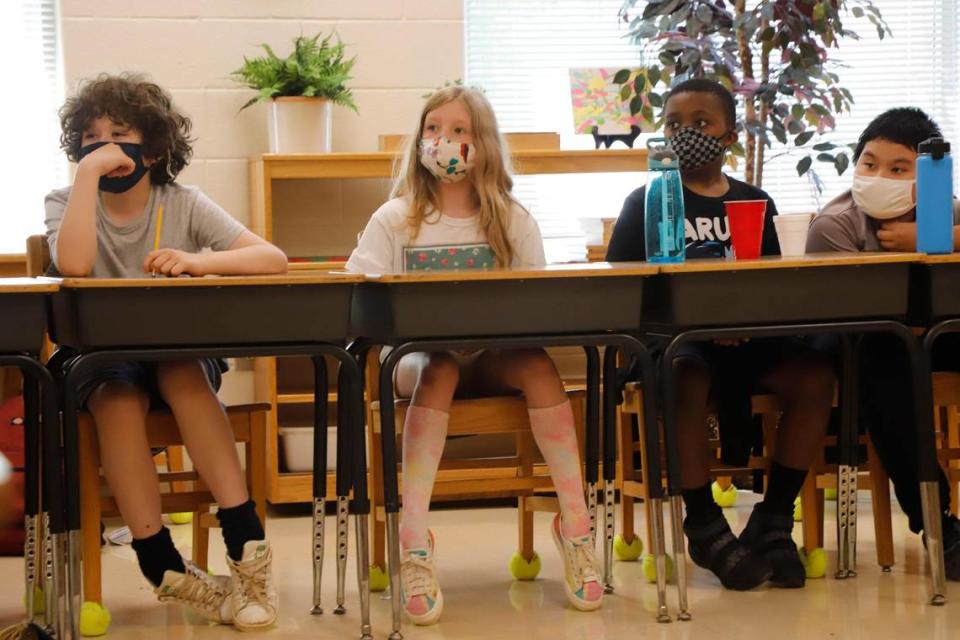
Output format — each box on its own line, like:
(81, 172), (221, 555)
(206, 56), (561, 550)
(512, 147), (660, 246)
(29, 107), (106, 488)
(569, 67), (648, 135)
(403, 243), (496, 272)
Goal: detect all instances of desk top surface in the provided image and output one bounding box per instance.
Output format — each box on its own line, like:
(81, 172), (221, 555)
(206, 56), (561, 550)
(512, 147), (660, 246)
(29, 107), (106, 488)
(57, 273), (364, 289)
(0, 277), (60, 293)
(362, 262), (658, 283)
(657, 252), (920, 274)
(919, 253), (960, 265)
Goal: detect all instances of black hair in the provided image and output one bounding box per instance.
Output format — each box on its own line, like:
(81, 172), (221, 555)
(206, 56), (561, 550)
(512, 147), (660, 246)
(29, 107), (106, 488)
(665, 78), (737, 130)
(853, 107), (942, 161)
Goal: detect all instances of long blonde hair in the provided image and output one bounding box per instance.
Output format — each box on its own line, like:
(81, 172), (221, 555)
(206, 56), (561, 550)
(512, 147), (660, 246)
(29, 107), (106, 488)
(391, 86), (523, 267)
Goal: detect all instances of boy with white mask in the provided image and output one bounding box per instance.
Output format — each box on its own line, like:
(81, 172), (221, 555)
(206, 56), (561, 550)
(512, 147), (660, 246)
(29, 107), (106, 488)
(808, 107), (960, 580)
(807, 107), (960, 253)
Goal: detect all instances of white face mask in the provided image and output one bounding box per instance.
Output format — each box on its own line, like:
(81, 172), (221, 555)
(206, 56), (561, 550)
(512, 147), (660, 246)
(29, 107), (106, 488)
(851, 174), (916, 220)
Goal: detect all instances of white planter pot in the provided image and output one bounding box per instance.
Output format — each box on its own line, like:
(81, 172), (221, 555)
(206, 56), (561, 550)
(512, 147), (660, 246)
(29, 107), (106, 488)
(267, 97), (332, 153)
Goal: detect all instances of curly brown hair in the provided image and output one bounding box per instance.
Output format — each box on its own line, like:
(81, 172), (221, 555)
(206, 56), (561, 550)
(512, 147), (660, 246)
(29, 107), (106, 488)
(59, 73), (194, 185)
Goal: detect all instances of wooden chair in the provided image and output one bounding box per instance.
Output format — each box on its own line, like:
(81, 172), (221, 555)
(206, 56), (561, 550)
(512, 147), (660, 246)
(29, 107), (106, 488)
(616, 383), (896, 571)
(933, 372), (960, 515)
(26, 234), (271, 609)
(365, 348), (587, 582)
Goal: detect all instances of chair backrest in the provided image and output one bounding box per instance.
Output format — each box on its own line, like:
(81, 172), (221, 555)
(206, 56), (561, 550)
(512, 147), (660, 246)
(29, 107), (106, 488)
(26, 235), (51, 277)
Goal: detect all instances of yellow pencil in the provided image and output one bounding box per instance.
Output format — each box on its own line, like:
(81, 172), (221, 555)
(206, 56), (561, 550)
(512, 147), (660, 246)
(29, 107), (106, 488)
(152, 205), (164, 276)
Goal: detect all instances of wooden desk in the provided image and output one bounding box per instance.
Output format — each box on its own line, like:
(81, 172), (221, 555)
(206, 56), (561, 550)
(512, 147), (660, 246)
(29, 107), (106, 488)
(646, 253), (919, 329)
(911, 253), (960, 323)
(0, 278), (62, 631)
(351, 263), (669, 631)
(643, 252), (946, 608)
(50, 274), (373, 637)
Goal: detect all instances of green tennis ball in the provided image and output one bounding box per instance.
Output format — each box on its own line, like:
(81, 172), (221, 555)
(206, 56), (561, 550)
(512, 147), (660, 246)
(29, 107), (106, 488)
(794, 497), (803, 522)
(641, 553), (674, 583)
(369, 564), (389, 592)
(168, 512), (193, 525)
(613, 534), (643, 561)
(23, 586), (45, 615)
(825, 488), (838, 501)
(712, 481), (738, 508)
(79, 601), (111, 637)
(508, 551), (542, 581)
(800, 547), (827, 579)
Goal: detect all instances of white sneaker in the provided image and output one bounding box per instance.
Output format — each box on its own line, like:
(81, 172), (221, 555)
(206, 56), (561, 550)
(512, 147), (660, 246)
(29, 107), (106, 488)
(551, 514), (603, 611)
(226, 540), (278, 631)
(155, 561), (234, 623)
(400, 530), (443, 625)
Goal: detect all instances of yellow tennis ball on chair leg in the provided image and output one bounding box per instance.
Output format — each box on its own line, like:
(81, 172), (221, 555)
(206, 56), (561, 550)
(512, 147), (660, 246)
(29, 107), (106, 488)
(712, 481), (738, 508)
(800, 547), (827, 579)
(79, 601), (111, 636)
(509, 551), (542, 580)
(168, 512), (193, 525)
(369, 564), (389, 592)
(614, 534), (643, 561)
(641, 553), (675, 583)
(794, 497), (803, 522)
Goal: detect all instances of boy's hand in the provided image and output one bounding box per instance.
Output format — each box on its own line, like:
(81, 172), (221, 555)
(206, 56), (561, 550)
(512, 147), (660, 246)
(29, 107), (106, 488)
(78, 143), (135, 178)
(144, 249), (205, 276)
(877, 222), (917, 251)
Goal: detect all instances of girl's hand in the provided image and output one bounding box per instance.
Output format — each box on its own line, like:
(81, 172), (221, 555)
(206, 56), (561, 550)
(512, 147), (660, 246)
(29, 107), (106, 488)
(78, 143), (135, 178)
(877, 222), (918, 251)
(143, 249), (205, 277)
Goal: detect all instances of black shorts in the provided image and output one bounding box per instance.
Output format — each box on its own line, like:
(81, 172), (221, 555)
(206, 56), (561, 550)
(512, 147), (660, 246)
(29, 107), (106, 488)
(49, 349), (226, 410)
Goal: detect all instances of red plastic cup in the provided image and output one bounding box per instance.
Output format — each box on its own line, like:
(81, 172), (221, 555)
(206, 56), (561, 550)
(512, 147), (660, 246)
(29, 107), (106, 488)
(724, 200), (767, 260)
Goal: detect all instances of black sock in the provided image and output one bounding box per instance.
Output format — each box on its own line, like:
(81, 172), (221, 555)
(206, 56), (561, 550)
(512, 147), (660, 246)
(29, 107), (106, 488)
(131, 526), (185, 587)
(760, 461), (809, 516)
(217, 500), (264, 562)
(682, 484), (723, 527)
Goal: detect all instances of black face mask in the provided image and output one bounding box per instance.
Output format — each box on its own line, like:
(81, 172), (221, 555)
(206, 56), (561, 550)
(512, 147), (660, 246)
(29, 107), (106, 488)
(78, 141), (150, 193)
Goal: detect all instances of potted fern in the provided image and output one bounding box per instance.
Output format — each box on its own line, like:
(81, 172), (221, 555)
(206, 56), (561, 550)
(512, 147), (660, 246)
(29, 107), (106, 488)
(233, 32), (357, 153)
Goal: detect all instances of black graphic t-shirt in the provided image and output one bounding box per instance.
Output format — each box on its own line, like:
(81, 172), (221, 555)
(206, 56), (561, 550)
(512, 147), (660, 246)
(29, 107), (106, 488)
(606, 175), (781, 261)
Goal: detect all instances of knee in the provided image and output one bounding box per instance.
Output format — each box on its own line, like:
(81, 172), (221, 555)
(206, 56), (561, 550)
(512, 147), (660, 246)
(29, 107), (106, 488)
(155, 360), (211, 397)
(784, 359), (836, 406)
(672, 357), (711, 406)
(88, 381), (149, 423)
(416, 353), (460, 394)
(510, 349), (560, 388)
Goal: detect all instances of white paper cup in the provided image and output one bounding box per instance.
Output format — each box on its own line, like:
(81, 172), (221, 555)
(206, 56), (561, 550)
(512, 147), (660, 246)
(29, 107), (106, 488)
(773, 213), (814, 257)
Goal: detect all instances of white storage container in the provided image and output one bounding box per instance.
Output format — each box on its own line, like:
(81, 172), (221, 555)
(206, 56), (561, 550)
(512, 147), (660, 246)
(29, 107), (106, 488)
(278, 426), (337, 473)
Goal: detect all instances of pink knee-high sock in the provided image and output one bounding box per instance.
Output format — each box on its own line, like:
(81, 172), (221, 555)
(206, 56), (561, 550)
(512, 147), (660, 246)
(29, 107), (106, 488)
(399, 405), (449, 551)
(528, 401), (591, 539)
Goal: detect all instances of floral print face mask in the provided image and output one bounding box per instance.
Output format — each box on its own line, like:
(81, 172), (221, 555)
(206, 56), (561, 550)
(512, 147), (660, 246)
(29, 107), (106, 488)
(419, 137), (476, 183)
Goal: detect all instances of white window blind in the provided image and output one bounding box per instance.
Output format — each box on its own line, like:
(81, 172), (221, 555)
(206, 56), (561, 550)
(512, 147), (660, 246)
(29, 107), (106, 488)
(0, 0), (64, 254)
(466, 0), (960, 261)
(466, 0), (644, 262)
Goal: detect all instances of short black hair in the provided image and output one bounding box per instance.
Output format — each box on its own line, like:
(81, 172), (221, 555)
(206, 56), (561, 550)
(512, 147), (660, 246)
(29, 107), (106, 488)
(665, 78), (737, 130)
(854, 107), (942, 162)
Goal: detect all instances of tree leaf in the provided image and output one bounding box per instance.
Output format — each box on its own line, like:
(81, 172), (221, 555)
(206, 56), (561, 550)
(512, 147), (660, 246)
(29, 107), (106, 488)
(797, 156), (813, 176)
(794, 130), (815, 146)
(648, 92), (664, 108)
(812, 142), (836, 151)
(835, 152), (850, 175)
(629, 95), (643, 116)
(613, 68), (632, 85)
(817, 153), (836, 163)
(620, 84), (632, 102)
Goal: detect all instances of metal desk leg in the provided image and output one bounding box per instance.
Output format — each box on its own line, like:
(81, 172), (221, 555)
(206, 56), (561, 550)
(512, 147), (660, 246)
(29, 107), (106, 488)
(335, 361), (352, 616)
(379, 349), (405, 640)
(583, 347), (600, 543)
(601, 347), (618, 593)
(22, 375), (40, 622)
(311, 357), (329, 615)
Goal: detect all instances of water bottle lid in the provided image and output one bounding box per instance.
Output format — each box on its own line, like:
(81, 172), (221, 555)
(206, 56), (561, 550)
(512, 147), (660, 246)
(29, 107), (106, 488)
(919, 137), (950, 159)
(646, 136), (679, 170)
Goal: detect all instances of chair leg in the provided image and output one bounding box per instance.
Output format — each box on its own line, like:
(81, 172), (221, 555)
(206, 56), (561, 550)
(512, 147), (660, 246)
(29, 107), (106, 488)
(800, 471), (823, 552)
(78, 418), (103, 605)
(192, 473), (210, 571)
(948, 406), (960, 516)
(249, 411), (268, 528)
(164, 445), (189, 494)
(370, 422), (387, 572)
(618, 406), (638, 546)
(867, 435), (895, 570)
(518, 432), (536, 563)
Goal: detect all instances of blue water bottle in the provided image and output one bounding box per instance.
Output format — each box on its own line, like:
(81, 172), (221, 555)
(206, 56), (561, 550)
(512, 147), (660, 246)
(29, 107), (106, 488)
(644, 137), (685, 263)
(916, 137), (954, 254)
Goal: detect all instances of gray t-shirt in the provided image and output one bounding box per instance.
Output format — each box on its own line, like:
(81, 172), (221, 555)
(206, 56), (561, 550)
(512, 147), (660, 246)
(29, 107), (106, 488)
(806, 189), (960, 253)
(45, 183), (246, 278)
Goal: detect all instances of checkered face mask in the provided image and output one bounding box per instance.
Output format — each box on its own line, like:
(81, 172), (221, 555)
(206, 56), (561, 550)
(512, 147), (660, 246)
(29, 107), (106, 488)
(670, 127), (728, 171)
